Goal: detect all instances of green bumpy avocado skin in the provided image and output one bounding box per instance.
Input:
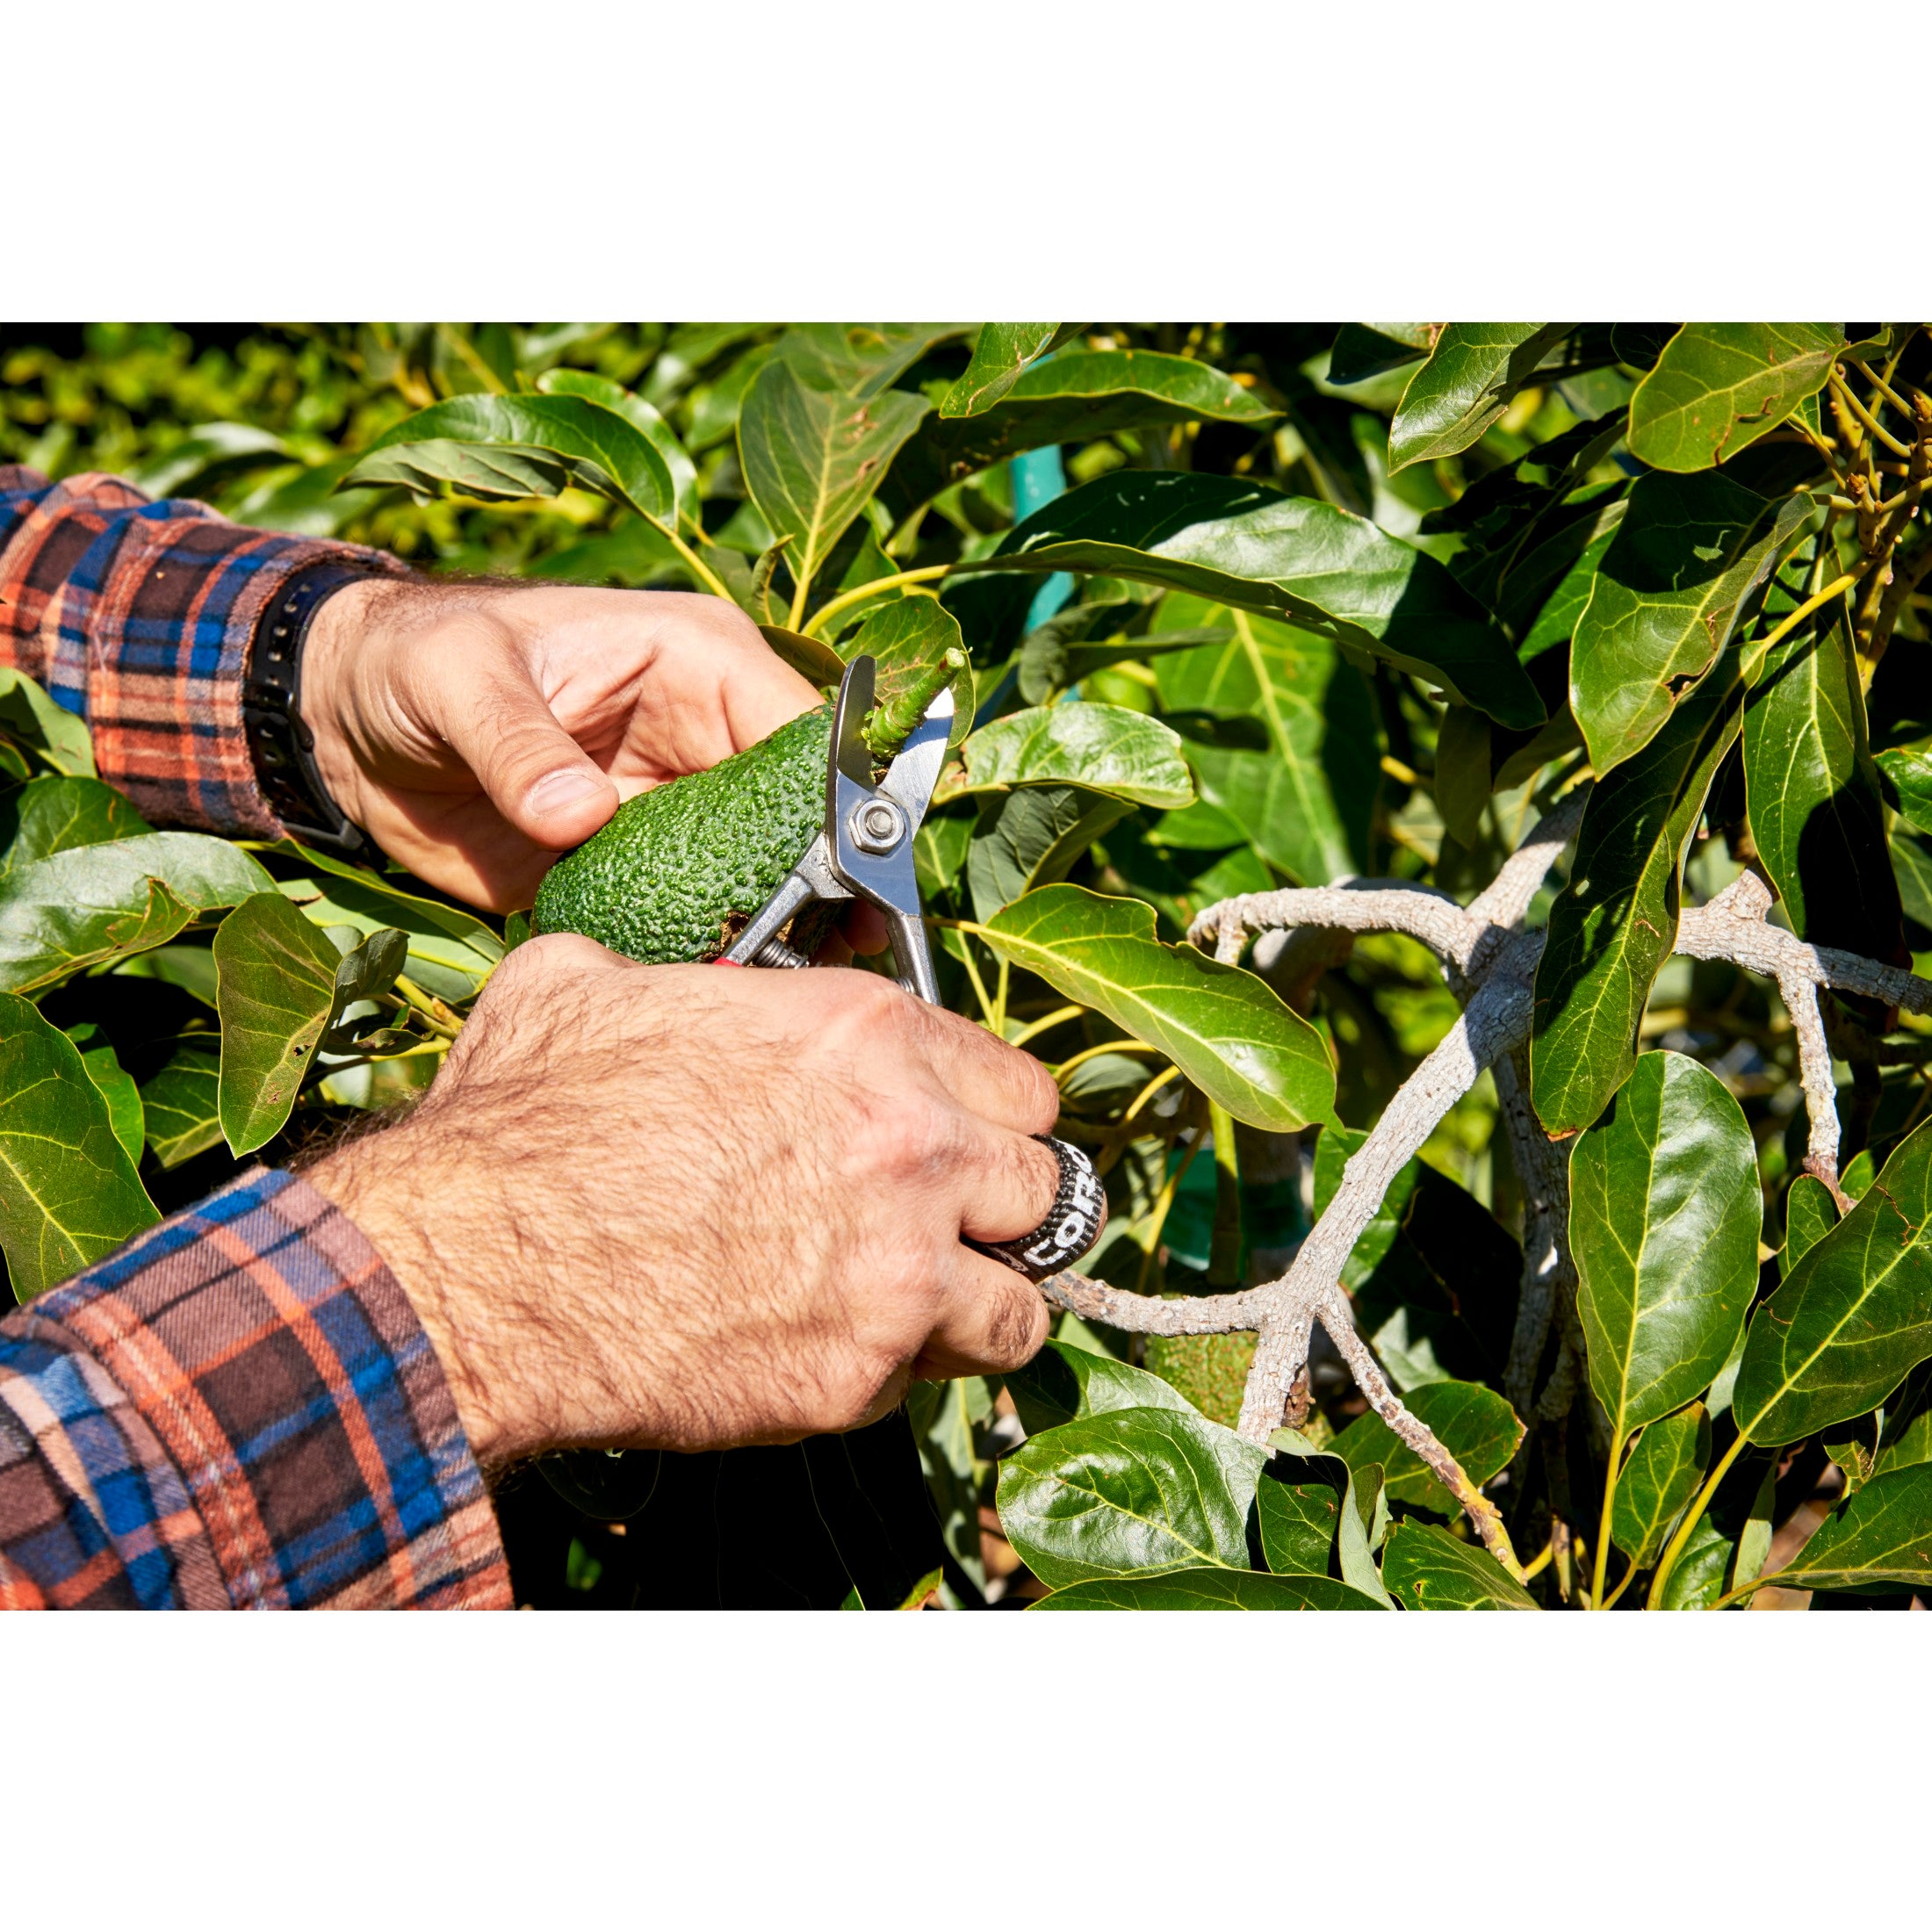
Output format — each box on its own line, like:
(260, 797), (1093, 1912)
(532, 703), (833, 965)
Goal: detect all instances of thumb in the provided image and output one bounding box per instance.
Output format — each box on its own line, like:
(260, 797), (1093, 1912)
(438, 645), (619, 848)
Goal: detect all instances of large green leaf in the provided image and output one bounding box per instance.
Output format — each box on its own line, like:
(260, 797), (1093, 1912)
(1627, 324), (1845, 472)
(964, 786), (1133, 924)
(939, 323), (1066, 417)
(892, 349), (1276, 507)
(995, 1403), (1267, 1585)
(213, 893), (350, 1156)
(1745, 578), (1901, 962)
(1770, 1462), (1932, 1592)
(957, 703), (1193, 811)
(1153, 595), (1377, 886)
(1611, 1402), (1712, 1566)
(0, 992), (158, 1299)
(536, 368), (700, 533)
(1571, 1051), (1759, 1445)
(1329, 324), (1436, 386)
(0, 775), (149, 876)
(1388, 324), (1574, 472)
(1328, 1379), (1524, 1517)
(1381, 1519), (1538, 1609)
(1257, 1431), (1395, 1605)
(0, 833), (274, 995)
(948, 472), (1543, 729)
(1003, 1338), (1198, 1437)
(272, 841), (502, 1003)
(738, 357), (929, 605)
(1658, 1512), (1734, 1609)
(1571, 472), (1806, 775)
(1733, 1115), (1932, 1446)
(344, 393), (680, 527)
(1529, 652), (1743, 1134)
(770, 323), (967, 400)
(141, 1047), (224, 1169)
(977, 885), (1335, 1131)
(1032, 1568), (1383, 1610)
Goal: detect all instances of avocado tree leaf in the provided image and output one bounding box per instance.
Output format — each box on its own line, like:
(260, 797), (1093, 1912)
(1529, 650), (1744, 1134)
(977, 884), (1335, 1131)
(1783, 1173), (1841, 1278)
(1611, 1402), (1712, 1565)
(1571, 1051), (1760, 1444)
(344, 393), (680, 528)
(892, 349), (1277, 507)
(270, 841), (502, 1003)
(1329, 324), (1436, 386)
(1769, 1462), (1932, 1592)
(1733, 1115), (1932, 1446)
(0, 775), (149, 876)
(0, 992), (159, 1299)
(994, 1403), (1267, 1585)
(1877, 744), (1932, 840)
(70, 1033), (144, 1167)
(1004, 1337), (1199, 1438)
(0, 668), (95, 777)
(770, 323), (968, 400)
(957, 703), (1193, 811)
(1152, 595), (1378, 886)
(1328, 1379), (1524, 1516)
(1627, 324), (1846, 472)
(939, 323), (1071, 417)
(1381, 1519), (1539, 1609)
(1032, 1568), (1383, 1610)
(1571, 472), (1807, 775)
(536, 368), (700, 533)
(0, 833), (274, 996)
(948, 472), (1544, 730)
(964, 786), (1133, 923)
(739, 357), (930, 606)
(1659, 1511), (1735, 1608)
(1256, 1433), (1396, 1605)
(140, 1047), (224, 1169)
(1743, 561), (1901, 962)
(213, 892), (349, 1157)
(1387, 323), (1575, 472)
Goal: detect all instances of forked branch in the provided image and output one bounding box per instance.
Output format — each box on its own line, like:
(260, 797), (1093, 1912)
(1042, 789), (1932, 1573)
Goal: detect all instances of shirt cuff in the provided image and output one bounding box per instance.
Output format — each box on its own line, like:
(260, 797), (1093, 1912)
(0, 1167), (510, 1609)
(0, 467), (407, 839)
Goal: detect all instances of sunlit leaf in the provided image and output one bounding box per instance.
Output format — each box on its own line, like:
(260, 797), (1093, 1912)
(1627, 323), (1845, 472)
(1610, 1402), (1711, 1566)
(1328, 1379), (1523, 1517)
(1388, 323), (1574, 472)
(1381, 1519), (1539, 1609)
(977, 885), (1335, 1130)
(1031, 1568), (1383, 1610)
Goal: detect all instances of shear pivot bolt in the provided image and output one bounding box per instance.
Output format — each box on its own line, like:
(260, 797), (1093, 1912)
(849, 799), (906, 854)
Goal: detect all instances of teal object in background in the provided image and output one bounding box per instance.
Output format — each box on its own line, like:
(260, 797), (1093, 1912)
(1011, 444), (1074, 632)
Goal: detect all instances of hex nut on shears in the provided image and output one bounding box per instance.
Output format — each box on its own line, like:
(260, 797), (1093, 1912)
(848, 798), (906, 855)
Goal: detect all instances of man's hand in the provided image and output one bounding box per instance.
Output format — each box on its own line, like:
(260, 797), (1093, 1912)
(301, 580), (820, 911)
(303, 940), (1063, 1467)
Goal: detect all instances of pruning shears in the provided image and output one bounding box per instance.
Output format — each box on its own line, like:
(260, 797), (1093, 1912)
(721, 652), (948, 1004)
(722, 653), (1106, 1284)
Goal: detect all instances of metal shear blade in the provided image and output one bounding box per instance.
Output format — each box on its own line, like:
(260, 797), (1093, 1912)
(722, 654), (953, 1004)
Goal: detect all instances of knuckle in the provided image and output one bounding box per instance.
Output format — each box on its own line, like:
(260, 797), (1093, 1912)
(983, 1281), (1051, 1371)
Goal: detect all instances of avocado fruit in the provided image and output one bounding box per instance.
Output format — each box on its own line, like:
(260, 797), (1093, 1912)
(532, 651), (962, 966)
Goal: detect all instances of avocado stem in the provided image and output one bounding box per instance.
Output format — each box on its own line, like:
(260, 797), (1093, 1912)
(861, 647), (969, 759)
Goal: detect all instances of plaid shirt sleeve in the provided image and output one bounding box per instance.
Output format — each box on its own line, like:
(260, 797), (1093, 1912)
(0, 1168), (511, 1610)
(0, 465), (407, 838)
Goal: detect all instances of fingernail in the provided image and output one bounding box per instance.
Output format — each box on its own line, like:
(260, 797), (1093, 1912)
(526, 768), (602, 818)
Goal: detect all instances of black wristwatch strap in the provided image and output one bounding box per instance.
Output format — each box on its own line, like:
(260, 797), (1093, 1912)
(243, 563), (375, 855)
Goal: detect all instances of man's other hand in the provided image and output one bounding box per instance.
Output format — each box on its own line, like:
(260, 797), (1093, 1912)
(301, 580), (819, 912)
(303, 941), (1063, 1467)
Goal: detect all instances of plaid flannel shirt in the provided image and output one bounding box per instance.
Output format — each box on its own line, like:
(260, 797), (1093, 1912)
(0, 469), (510, 1608)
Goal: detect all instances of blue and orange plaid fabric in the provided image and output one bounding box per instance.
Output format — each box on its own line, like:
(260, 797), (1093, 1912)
(0, 469), (507, 1608)
(0, 1171), (511, 1609)
(0, 465), (405, 836)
